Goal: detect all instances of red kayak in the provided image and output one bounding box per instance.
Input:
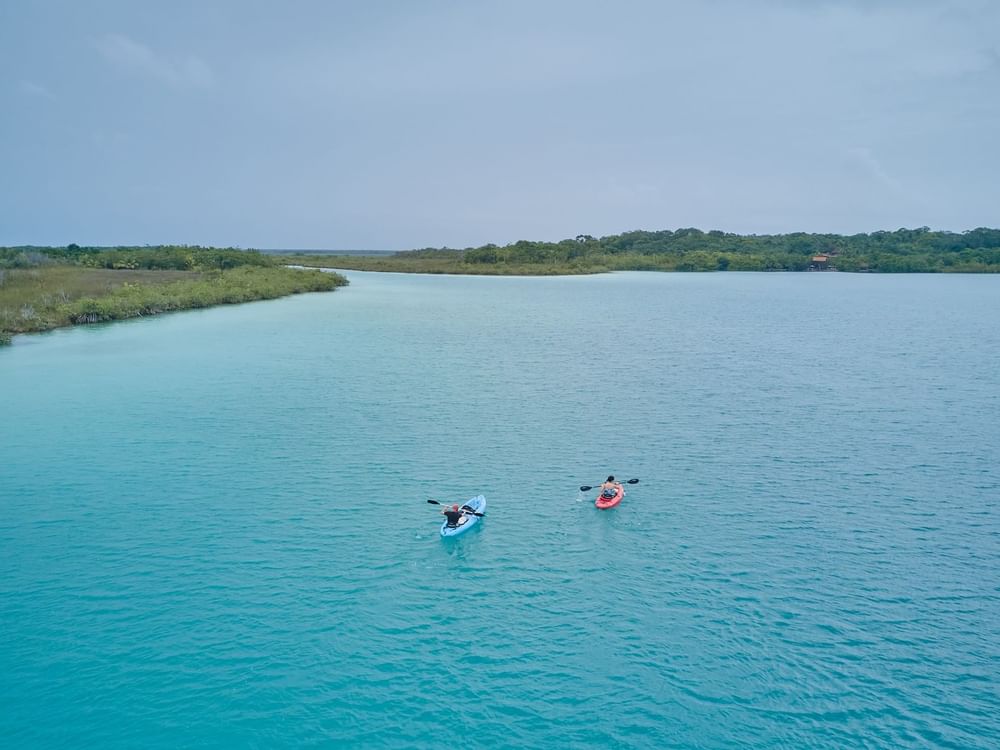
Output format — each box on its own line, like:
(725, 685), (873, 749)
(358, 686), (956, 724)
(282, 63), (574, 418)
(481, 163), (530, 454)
(595, 485), (624, 509)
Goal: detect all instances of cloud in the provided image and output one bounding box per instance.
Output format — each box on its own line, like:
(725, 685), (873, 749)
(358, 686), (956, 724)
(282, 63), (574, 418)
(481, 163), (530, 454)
(95, 33), (214, 90)
(843, 146), (901, 192)
(18, 80), (56, 100)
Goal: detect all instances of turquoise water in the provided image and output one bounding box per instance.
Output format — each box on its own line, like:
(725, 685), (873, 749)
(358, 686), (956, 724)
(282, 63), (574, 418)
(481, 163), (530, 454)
(2, 271), (999, 748)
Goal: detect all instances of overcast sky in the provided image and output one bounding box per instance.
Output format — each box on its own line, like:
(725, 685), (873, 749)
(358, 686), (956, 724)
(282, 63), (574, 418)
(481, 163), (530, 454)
(2, 0), (998, 249)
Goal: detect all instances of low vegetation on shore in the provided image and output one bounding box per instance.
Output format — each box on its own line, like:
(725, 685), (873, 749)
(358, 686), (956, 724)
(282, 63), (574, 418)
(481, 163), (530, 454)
(0, 246), (346, 346)
(284, 253), (605, 275)
(285, 227), (1000, 275)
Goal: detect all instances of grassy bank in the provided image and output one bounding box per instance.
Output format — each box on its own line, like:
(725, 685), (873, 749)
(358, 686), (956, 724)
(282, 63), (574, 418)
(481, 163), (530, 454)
(1, 250), (347, 345)
(283, 254), (607, 275)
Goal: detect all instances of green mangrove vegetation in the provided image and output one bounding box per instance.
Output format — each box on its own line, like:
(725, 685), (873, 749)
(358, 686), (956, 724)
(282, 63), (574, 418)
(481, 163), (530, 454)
(282, 252), (599, 275)
(0, 246), (347, 346)
(284, 227), (1000, 275)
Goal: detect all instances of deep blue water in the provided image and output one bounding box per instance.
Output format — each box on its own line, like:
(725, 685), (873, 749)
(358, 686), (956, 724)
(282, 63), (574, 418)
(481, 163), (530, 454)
(2, 271), (999, 748)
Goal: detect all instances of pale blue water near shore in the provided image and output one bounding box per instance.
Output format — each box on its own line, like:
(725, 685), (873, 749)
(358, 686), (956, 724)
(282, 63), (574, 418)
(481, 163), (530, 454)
(2, 271), (999, 748)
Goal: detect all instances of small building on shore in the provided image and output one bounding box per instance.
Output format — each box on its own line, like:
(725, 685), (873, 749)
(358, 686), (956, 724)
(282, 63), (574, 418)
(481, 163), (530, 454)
(810, 254), (831, 270)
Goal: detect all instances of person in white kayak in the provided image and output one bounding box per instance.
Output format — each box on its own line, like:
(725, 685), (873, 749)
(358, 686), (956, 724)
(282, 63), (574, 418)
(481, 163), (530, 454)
(600, 475), (622, 499)
(441, 503), (472, 528)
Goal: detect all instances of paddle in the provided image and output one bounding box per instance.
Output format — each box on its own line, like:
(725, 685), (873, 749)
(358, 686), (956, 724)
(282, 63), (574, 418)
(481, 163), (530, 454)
(579, 478), (639, 492)
(426, 498), (485, 517)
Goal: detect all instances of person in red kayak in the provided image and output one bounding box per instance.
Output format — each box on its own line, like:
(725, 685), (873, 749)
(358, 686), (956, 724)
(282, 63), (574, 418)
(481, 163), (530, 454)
(600, 475), (622, 499)
(442, 503), (471, 528)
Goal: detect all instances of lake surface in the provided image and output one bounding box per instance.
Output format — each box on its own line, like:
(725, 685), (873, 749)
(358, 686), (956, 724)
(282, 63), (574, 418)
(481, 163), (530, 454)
(2, 271), (998, 748)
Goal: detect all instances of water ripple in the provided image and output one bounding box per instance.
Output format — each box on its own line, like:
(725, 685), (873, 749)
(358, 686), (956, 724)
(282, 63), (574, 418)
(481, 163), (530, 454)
(3, 272), (999, 748)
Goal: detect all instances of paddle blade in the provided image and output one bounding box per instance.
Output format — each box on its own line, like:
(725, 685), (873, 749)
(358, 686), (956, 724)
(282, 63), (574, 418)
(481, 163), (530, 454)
(626, 478), (639, 484)
(426, 499), (441, 505)
(579, 485), (594, 492)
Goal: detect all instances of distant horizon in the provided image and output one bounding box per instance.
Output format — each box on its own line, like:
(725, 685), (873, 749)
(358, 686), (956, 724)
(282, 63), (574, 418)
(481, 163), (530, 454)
(5, 224), (1000, 255)
(3, 1), (997, 249)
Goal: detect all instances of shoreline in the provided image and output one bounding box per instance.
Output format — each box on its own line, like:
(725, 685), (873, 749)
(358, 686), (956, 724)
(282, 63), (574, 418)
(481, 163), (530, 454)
(281, 255), (1000, 276)
(0, 265), (347, 347)
(278, 228), (1000, 275)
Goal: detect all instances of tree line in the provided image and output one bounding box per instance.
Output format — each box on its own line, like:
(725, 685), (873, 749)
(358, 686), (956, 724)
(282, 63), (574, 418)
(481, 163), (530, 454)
(401, 227), (1000, 272)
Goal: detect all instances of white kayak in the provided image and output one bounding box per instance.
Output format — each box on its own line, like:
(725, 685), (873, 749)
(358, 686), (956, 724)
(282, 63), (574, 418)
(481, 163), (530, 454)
(440, 495), (486, 538)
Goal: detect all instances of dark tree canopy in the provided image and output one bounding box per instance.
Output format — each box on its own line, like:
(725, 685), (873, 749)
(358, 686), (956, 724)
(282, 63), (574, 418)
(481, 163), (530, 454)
(397, 228), (1000, 272)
